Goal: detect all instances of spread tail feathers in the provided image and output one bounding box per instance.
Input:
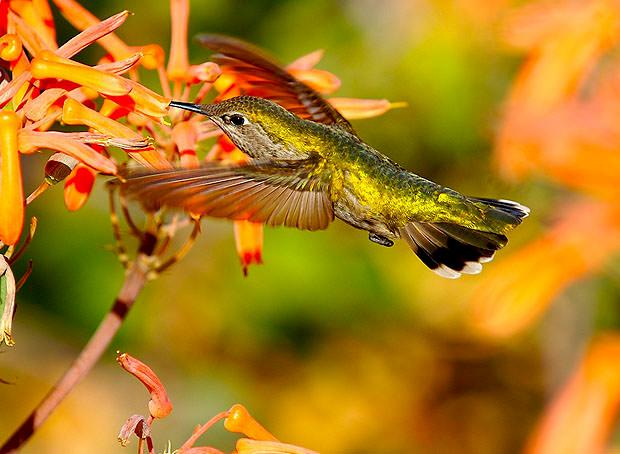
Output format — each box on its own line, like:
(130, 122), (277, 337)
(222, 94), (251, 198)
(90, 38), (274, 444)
(400, 198), (529, 279)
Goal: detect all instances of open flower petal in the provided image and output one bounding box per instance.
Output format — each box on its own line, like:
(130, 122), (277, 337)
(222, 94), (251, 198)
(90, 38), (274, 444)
(57, 10), (130, 59)
(328, 97), (407, 119)
(18, 130), (117, 174)
(22, 87), (66, 121)
(62, 98), (170, 169)
(288, 68), (340, 94)
(286, 49), (324, 71)
(51, 0), (132, 59)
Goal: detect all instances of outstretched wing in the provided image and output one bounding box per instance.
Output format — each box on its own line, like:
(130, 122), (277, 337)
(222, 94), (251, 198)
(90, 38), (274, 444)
(197, 33), (358, 137)
(121, 158), (334, 231)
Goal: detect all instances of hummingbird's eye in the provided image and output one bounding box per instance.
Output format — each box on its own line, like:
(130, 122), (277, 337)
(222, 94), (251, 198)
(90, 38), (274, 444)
(225, 114), (247, 126)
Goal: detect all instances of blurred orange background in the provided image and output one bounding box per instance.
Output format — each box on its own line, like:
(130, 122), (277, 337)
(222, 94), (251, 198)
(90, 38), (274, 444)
(3, 0), (620, 453)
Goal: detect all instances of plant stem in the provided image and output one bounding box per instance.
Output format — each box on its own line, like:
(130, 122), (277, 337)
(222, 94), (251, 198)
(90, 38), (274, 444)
(0, 250), (153, 453)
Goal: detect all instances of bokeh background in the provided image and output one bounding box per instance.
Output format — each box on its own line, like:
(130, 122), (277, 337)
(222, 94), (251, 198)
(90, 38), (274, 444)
(3, 0), (620, 453)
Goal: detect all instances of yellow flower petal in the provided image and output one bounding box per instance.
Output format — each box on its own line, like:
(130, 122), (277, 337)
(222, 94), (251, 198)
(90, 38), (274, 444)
(288, 68), (340, 94)
(224, 404), (277, 441)
(123, 80), (170, 118)
(139, 44), (165, 70)
(328, 97), (407, 119)
(57, 10), (130, 59)
(31, 58), (132, 96)
(0, 71), (31, 107)
(286, 49), (324, 71)
(0, 111), (24, 246)
(61, 98), (169, 170)
(22, 87), (66, 121)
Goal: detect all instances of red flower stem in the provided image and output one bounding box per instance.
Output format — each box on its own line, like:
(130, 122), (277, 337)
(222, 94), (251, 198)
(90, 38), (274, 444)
(180, 410), (230, 450)
(0, 240), (156, 453)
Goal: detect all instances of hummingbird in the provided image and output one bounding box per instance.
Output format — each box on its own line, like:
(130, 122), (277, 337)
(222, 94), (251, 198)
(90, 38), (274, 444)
(121, 35), (529, 278)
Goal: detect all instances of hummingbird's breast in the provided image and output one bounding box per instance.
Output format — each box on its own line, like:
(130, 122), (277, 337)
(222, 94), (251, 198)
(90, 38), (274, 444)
(326, 137), (416, 236)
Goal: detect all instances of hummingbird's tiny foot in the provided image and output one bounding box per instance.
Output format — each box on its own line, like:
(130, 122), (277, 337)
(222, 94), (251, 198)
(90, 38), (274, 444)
(368, 233), (394, 247)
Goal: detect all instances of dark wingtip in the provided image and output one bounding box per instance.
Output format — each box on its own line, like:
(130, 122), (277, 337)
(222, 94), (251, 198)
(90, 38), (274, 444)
(169, 101), (208, 115)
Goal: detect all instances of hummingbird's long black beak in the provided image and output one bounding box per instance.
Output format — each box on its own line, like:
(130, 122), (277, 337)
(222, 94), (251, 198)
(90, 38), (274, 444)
(169, 100), (208, 116)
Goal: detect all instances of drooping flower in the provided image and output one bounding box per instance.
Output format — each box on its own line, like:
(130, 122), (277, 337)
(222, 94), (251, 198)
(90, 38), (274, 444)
(117, 352), (173, 420)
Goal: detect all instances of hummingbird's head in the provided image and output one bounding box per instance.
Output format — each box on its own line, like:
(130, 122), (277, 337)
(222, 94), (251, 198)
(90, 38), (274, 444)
(169, 96), (312, 160)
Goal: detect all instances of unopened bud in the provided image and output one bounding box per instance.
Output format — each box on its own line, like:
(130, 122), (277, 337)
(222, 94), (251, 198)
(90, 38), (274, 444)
(224, 404), (277, 441)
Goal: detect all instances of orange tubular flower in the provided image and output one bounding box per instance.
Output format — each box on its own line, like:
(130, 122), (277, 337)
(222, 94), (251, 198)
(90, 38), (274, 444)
(224, 404), (278, 441)
(234, 220), (264, 276)
(172, 120), (199, 168)
(9, 0), (57, 50)
(117, 352), (173, 419)
(470, 202), (620, 339)
(0, 111), (24, 245)
(61, 98), (169, 170)
(50, 0), (132, 59)
(18, 130), (117, 174)
(525, 335), (620, 454)
(30, 57), (132, 96)
(167, 0), (189, 81)
(328, 98), (407, 120)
